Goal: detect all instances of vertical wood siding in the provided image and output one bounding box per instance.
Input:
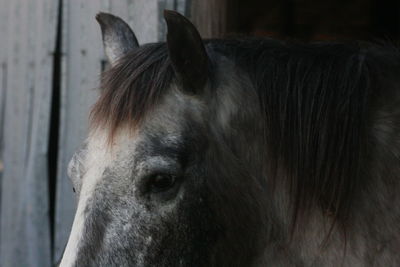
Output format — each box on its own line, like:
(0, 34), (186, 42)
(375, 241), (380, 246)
(0, 0), (58, 266)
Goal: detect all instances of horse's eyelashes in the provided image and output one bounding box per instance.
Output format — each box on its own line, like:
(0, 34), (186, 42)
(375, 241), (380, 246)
(148, 174), (177, 193)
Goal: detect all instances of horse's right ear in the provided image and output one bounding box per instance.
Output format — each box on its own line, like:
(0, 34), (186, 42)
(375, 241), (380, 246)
(164, 10), (208, 95)
(96, 12), (139, 66)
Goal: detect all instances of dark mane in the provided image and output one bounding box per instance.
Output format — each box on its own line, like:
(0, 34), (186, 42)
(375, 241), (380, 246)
(91, 37), (398, 232)
(90, 43), (174, 139)
(227, 39), (372, 228)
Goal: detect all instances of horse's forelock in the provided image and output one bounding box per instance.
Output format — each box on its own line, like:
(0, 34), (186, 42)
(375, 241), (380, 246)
(90, 43), (175, 143)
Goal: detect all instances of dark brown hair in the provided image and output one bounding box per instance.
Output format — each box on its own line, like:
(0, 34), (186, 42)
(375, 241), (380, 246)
(90, 43), (174, 139)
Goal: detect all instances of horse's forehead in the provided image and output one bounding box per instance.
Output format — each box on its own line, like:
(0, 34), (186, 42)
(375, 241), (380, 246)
(85, 91), (192, 167)
(87, 130), (135, 164)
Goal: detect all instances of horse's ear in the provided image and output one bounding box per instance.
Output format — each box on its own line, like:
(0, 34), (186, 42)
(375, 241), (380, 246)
(96, 12), (139, 66)
(164, 10), (208, 94)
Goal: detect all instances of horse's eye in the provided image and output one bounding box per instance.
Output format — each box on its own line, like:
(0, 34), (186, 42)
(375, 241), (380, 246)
(149, 174), (177, 193)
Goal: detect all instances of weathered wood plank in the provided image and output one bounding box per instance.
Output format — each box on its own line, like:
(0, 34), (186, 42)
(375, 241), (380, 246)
(0, 0), (58, 266)
(0, 0), (10, 253)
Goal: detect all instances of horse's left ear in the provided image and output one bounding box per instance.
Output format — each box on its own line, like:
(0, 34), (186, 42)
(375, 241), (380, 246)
(164, 10), (208, 95)
(96, 12), (139, 66)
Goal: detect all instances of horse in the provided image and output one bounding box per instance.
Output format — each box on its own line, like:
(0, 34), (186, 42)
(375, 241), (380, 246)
(59, 10), (400, 267)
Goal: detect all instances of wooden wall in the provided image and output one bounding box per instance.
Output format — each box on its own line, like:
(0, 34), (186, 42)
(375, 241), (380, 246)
(0, 0), (58, 266)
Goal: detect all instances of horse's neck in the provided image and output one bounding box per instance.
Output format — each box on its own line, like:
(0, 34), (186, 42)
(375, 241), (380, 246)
(215, 58), (400, 265)
(254, 195), (400, 266)
(254, 150), (400, 266)
(238, 113), (400, 266)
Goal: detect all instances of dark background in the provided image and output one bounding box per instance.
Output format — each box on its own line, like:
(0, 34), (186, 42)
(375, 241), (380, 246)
(192, 0), (400, 41)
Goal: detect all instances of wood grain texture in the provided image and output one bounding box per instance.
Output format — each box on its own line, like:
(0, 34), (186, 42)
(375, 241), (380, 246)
(0, 0), (9, 253)
(0, 0), (58, 266)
